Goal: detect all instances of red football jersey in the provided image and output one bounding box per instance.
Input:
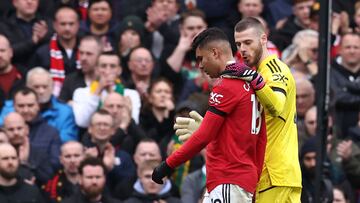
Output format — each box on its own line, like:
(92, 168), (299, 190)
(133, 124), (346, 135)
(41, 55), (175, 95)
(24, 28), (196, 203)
(167, 78), (267, 193)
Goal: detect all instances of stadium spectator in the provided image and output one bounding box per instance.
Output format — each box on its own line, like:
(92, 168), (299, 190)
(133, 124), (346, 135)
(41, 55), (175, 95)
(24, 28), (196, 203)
(300, 137), (334, 203)
(3, 112), (54, 184)
(72, 51), (141, 128)
(145, 0), (181, 59)
(330, 32), (360, 138)
(116, 15), (145, 77)
(0, 143), (46, 203)
(81, 109), (136, 193)
(43, 141), (85, 203)
(270, 0), (314, 51)
(0, 68), (79, 142)
(124, 160), (181, 203)
(31, 6), (81, 96)
(12, 87), (61, 170)
(0, 34), (24, 103)
(139, 78), (175, 143)
(282, 29), (319, 77)
(161, 9), (207, 97)
(126, 47), (155, 99)
(0, 0), (51, 72)
(103, 92), (147, 155)
(80, 0), (118, 52)
(61, 157), (121, 203)
(59, 35), (102, 104)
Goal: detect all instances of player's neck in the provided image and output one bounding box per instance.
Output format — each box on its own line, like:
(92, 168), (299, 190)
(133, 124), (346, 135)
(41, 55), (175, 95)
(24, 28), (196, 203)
(257, 48), (271, 68)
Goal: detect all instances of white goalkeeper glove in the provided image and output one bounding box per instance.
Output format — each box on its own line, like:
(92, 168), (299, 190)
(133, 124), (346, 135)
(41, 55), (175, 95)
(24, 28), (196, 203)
(174, 110), (203, 142)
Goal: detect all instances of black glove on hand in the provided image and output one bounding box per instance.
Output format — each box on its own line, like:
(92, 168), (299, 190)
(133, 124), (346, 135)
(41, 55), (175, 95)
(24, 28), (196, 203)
(152, 161), (173, 184)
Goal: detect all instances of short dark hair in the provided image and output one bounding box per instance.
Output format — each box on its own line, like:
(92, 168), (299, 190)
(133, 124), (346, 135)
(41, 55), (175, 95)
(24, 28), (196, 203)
(234, 17), (265, 34)
(191, 27), (230, 51)
(90, 109), (115, 127)
(88, 0), (112, 11)
(340, 31), (360, 45)
(98, 51), (121, 65)
(80, 35), (102, 48)
(78, 157), (107, 175)
(13, 87), (39, 102)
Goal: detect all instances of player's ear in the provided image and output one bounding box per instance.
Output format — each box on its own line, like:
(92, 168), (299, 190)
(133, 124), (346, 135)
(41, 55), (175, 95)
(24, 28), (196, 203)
(260, 33), (267, 46)
(211, 47), (220, 59)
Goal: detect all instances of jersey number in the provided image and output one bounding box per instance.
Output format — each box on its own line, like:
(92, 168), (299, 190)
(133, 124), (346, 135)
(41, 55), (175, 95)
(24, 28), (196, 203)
(251, 94), (262, 135)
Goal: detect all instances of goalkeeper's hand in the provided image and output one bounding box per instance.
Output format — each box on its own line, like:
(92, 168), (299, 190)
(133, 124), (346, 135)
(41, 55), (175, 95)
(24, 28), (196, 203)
(221, 62), (265, 90)
(152, 161), (173, 184)
(174, 110), (203, 142)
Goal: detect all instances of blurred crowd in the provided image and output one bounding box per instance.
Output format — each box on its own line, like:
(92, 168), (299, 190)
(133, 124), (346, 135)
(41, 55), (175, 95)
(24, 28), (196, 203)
(0, 0), (359, 203)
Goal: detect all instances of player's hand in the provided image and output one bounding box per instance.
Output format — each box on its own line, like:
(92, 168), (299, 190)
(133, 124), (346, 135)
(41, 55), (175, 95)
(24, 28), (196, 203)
(174, 110), (203, 142)
(221, 62), (265, 90)
(152, 161), (173, 184)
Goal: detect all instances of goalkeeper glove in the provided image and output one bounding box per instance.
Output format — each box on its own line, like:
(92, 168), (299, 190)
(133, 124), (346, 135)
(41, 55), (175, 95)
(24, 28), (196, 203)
(221, 62), (265, 90)
(174, 111), (203, 142)
(152, 161), (173, 184)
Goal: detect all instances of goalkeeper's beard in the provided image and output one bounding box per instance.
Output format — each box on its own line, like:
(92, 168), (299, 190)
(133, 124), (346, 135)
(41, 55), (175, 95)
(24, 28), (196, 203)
(245, 42), (263, 68)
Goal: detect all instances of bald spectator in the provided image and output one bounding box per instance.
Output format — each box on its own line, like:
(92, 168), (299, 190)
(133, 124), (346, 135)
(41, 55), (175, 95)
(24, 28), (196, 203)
(72, 51), (141, 128)
(126, 47), (155, 99)
(0, 34), (24, 107)
(0, 143), (46, 203)
(331, 32), (360, 138)
(43, 141), (85, 203)
(296, 78), (315, 148)
(296, 78), (315, 119)
(32, 6), (81, 96)
(0, 67), (78, 142)
(0, 128), (9, 144)
(103, 92), (146, 155)
(3, 112), (53, 184)
(59, 35), (102, 104)
(12, 87), (61, 170)
(0, 0), (51, 72)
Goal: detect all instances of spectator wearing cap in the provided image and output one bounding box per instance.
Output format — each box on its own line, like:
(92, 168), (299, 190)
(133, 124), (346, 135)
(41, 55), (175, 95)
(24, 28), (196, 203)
(300, 137), (334, 203)
(80, 0), (118, 52)
(270, 0), (314, 51)
(115, 15), (146, 79)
